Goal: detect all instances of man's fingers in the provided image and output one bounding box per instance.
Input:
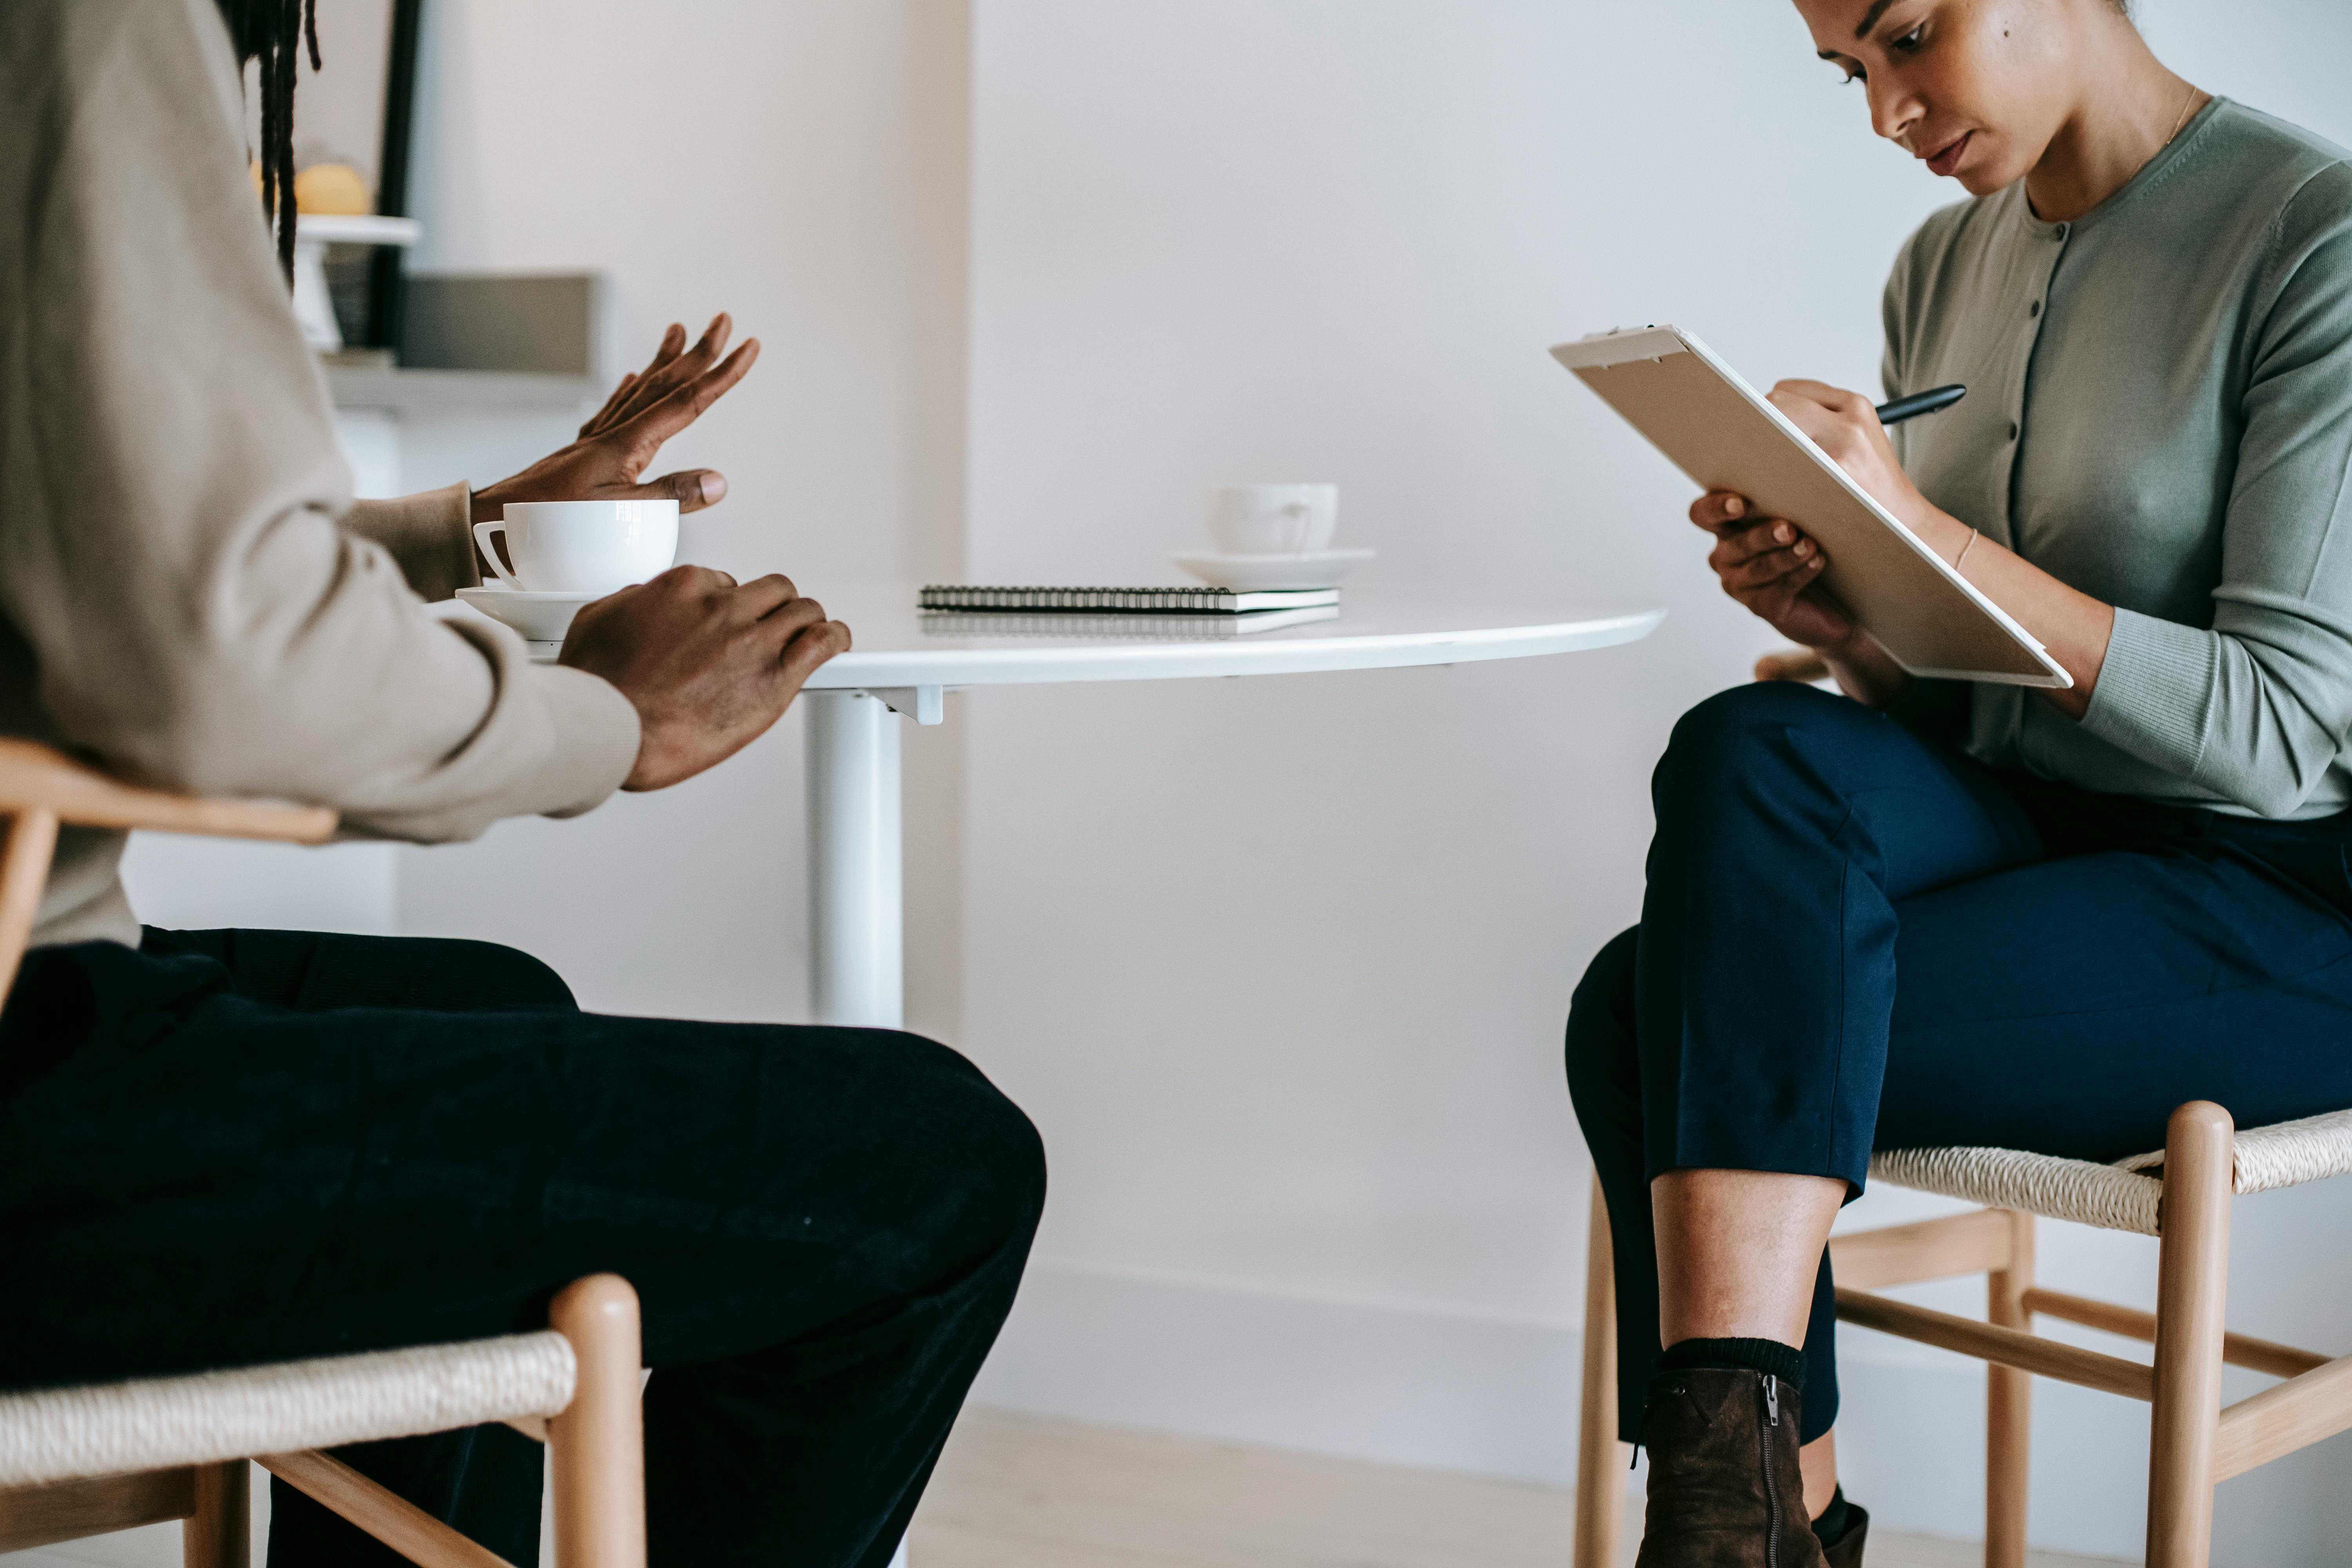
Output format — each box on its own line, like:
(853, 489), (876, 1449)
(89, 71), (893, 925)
(753, 596), (828, 650)
(730, 573), (804, 621)
(648, 563), (737, 599)
(684, 339), (760, 412)
(777, 619), (853, 686)
(581, 372), (641, 438)
(639, 323), (687, 381)
(609, 325), (689, 423)
(599, 318), (723, 432)
(630, 468), (728, 511)
(695, 312), (733, 363)
(641, 316), (728, 408)
(621, 339), (762, 453)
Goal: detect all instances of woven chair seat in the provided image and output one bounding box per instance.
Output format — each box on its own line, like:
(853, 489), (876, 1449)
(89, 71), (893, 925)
(0, 1332), (576, 1489)
(1869, 1106), (2352, 1236)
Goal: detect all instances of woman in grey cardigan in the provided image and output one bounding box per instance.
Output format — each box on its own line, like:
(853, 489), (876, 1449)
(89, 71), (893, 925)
(1565, 1), (2352, 1563)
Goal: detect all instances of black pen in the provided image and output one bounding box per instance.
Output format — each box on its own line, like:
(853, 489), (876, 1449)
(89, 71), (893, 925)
(1875, 384), (1967, 424)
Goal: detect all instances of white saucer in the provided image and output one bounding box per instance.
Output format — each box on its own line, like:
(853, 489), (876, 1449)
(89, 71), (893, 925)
(455, 585), (600, 642)
(1171, 548), (1376, 591)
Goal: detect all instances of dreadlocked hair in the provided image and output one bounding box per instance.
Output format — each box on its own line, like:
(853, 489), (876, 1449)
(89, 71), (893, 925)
(213, 0), (321, 284)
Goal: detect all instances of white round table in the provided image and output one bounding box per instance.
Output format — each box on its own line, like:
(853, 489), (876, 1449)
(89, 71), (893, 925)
(516, 586), (1660, 1568)
(776, 587), (1663, 1032)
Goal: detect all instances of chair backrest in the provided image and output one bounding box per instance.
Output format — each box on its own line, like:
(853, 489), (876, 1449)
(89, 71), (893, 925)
(0, 739), (336, 995)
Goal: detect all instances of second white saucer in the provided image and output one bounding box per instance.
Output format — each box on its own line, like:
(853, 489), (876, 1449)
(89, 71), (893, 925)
(455, 586), (600, 642)
(1171, 548), (1376, 591)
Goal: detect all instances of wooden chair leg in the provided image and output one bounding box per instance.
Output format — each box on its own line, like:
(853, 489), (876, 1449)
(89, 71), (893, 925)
(182, 1462), (248, 1568)
(549, 1275), (646, 1568)
(2147, 1103), (2234, 1568)
(1986, 1210), (2033, 1568)
(1576, 1172), (1626, 1568)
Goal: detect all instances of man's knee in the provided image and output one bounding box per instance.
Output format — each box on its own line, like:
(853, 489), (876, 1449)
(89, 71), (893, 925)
(877, 1032), (1048, 1249)
(423, 938), (577, 1011)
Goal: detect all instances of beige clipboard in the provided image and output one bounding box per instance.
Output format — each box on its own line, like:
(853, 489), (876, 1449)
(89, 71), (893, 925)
(1551, 325), (2068, 687)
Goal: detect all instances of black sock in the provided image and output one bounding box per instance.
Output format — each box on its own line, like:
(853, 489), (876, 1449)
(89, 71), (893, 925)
(1811, 1485), (1857, 1545)
(1657, 1335), (1805, 1389)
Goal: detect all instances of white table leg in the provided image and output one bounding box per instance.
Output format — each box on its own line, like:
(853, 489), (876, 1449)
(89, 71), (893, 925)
(806, 691), (905, 1030)
(806, 694), (916, 1568)
(806, 693), (922, 1568)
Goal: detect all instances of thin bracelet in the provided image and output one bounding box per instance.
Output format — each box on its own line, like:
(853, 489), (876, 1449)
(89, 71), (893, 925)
(1955, 529), (1980, 572)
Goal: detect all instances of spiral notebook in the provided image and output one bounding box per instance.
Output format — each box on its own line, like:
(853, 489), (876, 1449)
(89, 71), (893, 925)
(920, 605), (1340, 639)
(919, 584), (1339, 615)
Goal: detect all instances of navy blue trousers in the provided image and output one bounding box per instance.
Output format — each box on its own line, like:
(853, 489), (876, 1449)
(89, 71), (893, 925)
(0, 929), (1045, 1568)
(1565, 682), (2352, 1443)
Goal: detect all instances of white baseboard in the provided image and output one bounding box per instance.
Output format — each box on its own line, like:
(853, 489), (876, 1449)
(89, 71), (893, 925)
(973, 1263), (2352, 1566)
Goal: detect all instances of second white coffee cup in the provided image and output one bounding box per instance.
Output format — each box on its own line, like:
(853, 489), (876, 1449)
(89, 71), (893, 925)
(1204, 484), (1338, 555)
(474, 499), (679, 593)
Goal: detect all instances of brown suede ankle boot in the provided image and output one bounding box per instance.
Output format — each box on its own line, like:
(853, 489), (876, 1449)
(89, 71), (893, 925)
(1632, 1368), (1826, 1568)
(1819, 1500), (1868, 1568)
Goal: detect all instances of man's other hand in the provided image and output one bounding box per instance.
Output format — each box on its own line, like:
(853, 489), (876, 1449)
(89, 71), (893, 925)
(557, 567), (851, 791)
(471, 315), (759, 525)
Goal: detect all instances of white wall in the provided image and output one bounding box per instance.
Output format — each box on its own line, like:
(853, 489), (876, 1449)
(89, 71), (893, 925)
(951, 3), (2352, 1563)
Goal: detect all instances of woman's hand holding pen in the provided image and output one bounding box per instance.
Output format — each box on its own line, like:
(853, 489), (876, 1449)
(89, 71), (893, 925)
(1769, 379), (1952, 542)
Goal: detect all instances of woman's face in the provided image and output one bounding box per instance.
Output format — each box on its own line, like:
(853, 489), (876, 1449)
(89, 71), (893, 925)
(1792, 0), (2085, 196)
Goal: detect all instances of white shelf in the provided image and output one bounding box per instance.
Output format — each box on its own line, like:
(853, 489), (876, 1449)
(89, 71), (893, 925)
(296, 214), (421, 247)
(325, 365), (599, 414)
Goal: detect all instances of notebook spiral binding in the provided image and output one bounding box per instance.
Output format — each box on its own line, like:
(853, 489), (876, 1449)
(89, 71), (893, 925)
(920, 584), (1267, 614)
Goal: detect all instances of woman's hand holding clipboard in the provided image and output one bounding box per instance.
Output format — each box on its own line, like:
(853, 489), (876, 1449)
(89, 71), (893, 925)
(1550, 326), (2069, 689)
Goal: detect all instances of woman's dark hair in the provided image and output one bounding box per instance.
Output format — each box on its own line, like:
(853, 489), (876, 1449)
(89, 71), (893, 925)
(213, 0), (320, 282)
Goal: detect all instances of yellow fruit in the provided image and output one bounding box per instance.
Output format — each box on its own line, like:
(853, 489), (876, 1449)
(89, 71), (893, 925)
(293, 163), (371, 216)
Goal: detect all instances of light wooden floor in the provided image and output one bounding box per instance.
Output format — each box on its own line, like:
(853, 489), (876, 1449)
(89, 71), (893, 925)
(1, 1407), (2131, 1568)
(907, 1407), (2132, 1568)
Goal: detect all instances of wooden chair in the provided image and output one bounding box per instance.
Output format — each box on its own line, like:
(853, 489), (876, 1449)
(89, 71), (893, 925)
(1574, 1101), (2352, 1568)
(0, 739), (647, 1568)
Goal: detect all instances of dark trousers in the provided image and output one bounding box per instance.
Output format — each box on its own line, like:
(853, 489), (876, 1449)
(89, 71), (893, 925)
(0, 927), (1046, 1568)
(1565, 682), (2352, 1444)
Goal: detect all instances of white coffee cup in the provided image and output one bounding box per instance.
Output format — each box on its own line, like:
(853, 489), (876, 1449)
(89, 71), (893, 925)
(1204, 484), (1338, 555)
(474, 499), (679, 593)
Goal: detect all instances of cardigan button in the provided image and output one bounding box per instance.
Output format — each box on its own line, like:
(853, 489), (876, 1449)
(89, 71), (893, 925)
(2029, 300), (2042, 317)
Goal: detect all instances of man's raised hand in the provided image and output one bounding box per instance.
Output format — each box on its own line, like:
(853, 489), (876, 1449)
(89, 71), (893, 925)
(471, 315), (761, 525)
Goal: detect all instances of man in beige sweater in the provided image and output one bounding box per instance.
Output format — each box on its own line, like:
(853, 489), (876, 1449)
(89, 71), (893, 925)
(0, 3), (1044, 1565)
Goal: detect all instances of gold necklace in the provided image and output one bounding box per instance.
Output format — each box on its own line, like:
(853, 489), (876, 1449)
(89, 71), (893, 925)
(2164, 81), (2200, 147)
